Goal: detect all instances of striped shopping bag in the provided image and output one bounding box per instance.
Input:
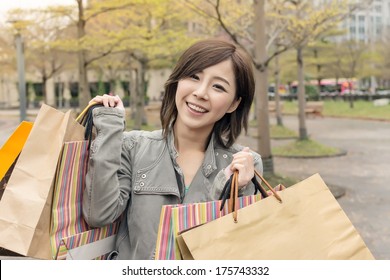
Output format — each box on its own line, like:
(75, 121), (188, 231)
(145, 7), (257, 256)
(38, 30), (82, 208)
(50, 140), (120, 260)
(155, 195), (267, 260)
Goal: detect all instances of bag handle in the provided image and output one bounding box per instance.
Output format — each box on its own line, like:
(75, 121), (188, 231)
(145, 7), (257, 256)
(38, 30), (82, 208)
(75, 102), (104, 142)
(254, 170), (283, 202)
(220, 169), (284, 223)
(76, 101), (99, 124)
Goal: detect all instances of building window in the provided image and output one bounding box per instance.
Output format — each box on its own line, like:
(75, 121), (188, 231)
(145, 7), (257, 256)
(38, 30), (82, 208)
(376, 26), (382, 35)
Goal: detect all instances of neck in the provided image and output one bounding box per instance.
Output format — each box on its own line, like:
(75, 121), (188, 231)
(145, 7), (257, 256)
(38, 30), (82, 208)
(173, 123), (211, 153)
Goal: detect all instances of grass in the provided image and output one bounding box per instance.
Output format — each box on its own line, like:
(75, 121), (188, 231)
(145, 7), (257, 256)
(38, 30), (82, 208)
(270, 124), (297, 139)
(125, 119), (156, 131)
(263, 172), (298, 189)
(249, 120), (298, 139)
(282, 99), (390, 121)
(272, 138), (342, 157)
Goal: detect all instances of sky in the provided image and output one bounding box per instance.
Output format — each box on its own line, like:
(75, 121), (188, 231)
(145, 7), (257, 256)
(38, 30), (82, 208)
(0, 0), (76, 22)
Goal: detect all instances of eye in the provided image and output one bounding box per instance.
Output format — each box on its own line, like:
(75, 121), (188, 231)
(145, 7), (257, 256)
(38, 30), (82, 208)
(213, 84), (226, 92)
(190, 74), (199, 81)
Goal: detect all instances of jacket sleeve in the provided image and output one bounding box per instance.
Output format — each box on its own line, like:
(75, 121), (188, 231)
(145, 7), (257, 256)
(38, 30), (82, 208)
(210, 151), (263, 199)
(82, 107), (132, 227)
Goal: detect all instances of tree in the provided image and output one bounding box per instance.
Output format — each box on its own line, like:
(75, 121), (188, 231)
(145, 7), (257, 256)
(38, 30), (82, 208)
(279, 0), (350, 140)
(45, 0), (139, 109)
(0, 34), (14, 73)
(26, 12), (71, 106)
(253, 0), (274, 174)
(377, 38), (390, 89)
(331, 40), (367, 108)
(0, 29), (16, 107)
(97, 0), (201, 128)
(304, 31), (344, 98)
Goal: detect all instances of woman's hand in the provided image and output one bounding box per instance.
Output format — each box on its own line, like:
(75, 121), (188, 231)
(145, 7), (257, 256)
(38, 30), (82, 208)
(225, 147), (254, 188)
(89, 94), (125, 112)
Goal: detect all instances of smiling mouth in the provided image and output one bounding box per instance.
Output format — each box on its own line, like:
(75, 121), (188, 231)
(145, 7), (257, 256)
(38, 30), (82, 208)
(187, 102), (208, 113)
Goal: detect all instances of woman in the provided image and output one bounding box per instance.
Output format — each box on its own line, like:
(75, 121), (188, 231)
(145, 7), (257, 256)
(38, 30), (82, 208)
(83, 38), (262, 259)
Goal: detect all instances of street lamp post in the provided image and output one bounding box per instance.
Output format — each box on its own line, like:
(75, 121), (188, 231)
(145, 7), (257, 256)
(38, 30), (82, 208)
(15, 31), (27, 122)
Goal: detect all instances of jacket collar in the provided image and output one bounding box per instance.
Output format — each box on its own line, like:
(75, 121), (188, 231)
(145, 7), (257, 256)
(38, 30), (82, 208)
(167, 128), (218, 177)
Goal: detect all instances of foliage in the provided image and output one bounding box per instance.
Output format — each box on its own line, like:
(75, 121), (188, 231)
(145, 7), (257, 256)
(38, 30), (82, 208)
(305, 84), (319, 100)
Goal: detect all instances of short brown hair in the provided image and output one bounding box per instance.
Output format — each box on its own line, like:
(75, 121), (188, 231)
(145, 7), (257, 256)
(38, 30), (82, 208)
(160, 39), (255, 148)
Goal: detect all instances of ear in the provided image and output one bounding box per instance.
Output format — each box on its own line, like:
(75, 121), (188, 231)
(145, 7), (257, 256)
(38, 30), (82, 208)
(227, 97), (241, 113)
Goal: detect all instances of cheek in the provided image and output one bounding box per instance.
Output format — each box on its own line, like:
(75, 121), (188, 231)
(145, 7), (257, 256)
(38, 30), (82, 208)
(212, 96), (236, 115)
(175, 82), (186, 105)
(176, 81), (191, 97)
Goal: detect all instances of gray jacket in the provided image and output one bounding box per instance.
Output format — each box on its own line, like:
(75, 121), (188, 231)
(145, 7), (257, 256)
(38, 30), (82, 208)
(83, 107), (263, 260)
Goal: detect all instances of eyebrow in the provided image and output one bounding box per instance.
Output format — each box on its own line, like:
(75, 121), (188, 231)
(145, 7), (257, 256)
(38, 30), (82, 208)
(214, 76), (231, 86)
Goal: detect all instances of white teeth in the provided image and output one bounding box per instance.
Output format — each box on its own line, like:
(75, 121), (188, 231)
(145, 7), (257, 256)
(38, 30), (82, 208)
(188, 103), (206, 113)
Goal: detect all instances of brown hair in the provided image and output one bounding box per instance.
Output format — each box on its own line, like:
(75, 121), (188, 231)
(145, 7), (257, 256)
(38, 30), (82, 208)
(160, 39), (255, 148)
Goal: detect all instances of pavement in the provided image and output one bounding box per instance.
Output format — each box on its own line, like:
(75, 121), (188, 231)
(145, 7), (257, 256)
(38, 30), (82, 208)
(1, 108), (390, 260)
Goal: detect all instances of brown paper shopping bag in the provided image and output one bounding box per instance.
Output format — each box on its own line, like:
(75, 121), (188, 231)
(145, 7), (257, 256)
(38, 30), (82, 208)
(0, 104), (84, 259)
(177, 173), (374, 260)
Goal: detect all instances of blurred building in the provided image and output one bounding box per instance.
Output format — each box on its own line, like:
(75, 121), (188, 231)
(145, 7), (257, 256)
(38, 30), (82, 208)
(344, 0), (390, 43)
(316, 0), (390, 43)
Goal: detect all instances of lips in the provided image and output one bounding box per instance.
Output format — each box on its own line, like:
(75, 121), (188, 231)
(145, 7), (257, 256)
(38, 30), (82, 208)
(187, 102), (208, 113)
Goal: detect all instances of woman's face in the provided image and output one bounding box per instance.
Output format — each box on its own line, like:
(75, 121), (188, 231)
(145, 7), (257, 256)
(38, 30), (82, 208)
(174, 59), (240, 134)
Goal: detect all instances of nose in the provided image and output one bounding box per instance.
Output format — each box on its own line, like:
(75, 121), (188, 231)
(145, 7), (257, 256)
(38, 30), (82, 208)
(193, 83), (209, 100)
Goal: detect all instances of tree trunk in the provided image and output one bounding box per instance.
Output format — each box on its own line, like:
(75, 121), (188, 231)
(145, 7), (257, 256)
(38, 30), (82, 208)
(348, 80), (354, 109)
(130, 68), (137, 114)
(314, 49), (322, 100)
(297, 47), (308, 140)
(131, 59), (147, 130)
(42, 75), (47, 105)
(133, 67), (142, 130)
(77, 0), (90, 110)
(274, 53), (283, 126)
(254, 0), (274, 175)
(138, 60), (148, 126)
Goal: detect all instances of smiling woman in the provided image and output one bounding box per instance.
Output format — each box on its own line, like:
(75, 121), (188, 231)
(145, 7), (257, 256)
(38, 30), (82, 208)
(174, 59), (240, 138)
(83, 38), (262, 260)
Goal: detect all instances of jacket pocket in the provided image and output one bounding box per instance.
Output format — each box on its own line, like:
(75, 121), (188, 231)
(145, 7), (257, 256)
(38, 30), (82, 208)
(132, 158), (180, 198)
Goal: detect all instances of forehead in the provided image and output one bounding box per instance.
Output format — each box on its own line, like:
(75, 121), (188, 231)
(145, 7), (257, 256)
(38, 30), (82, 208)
(203, 59), (235, 78)
(203, 59), (236, 89)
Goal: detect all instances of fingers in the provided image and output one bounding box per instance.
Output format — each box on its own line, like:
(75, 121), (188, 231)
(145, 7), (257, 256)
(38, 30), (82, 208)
(229, 147), (254, 188)
(89, 94), (125, 111)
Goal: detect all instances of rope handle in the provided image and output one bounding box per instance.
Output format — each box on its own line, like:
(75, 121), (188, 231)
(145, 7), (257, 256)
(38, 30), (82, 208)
(220, 169), (284, 223)
(254, 170), (283, 203)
